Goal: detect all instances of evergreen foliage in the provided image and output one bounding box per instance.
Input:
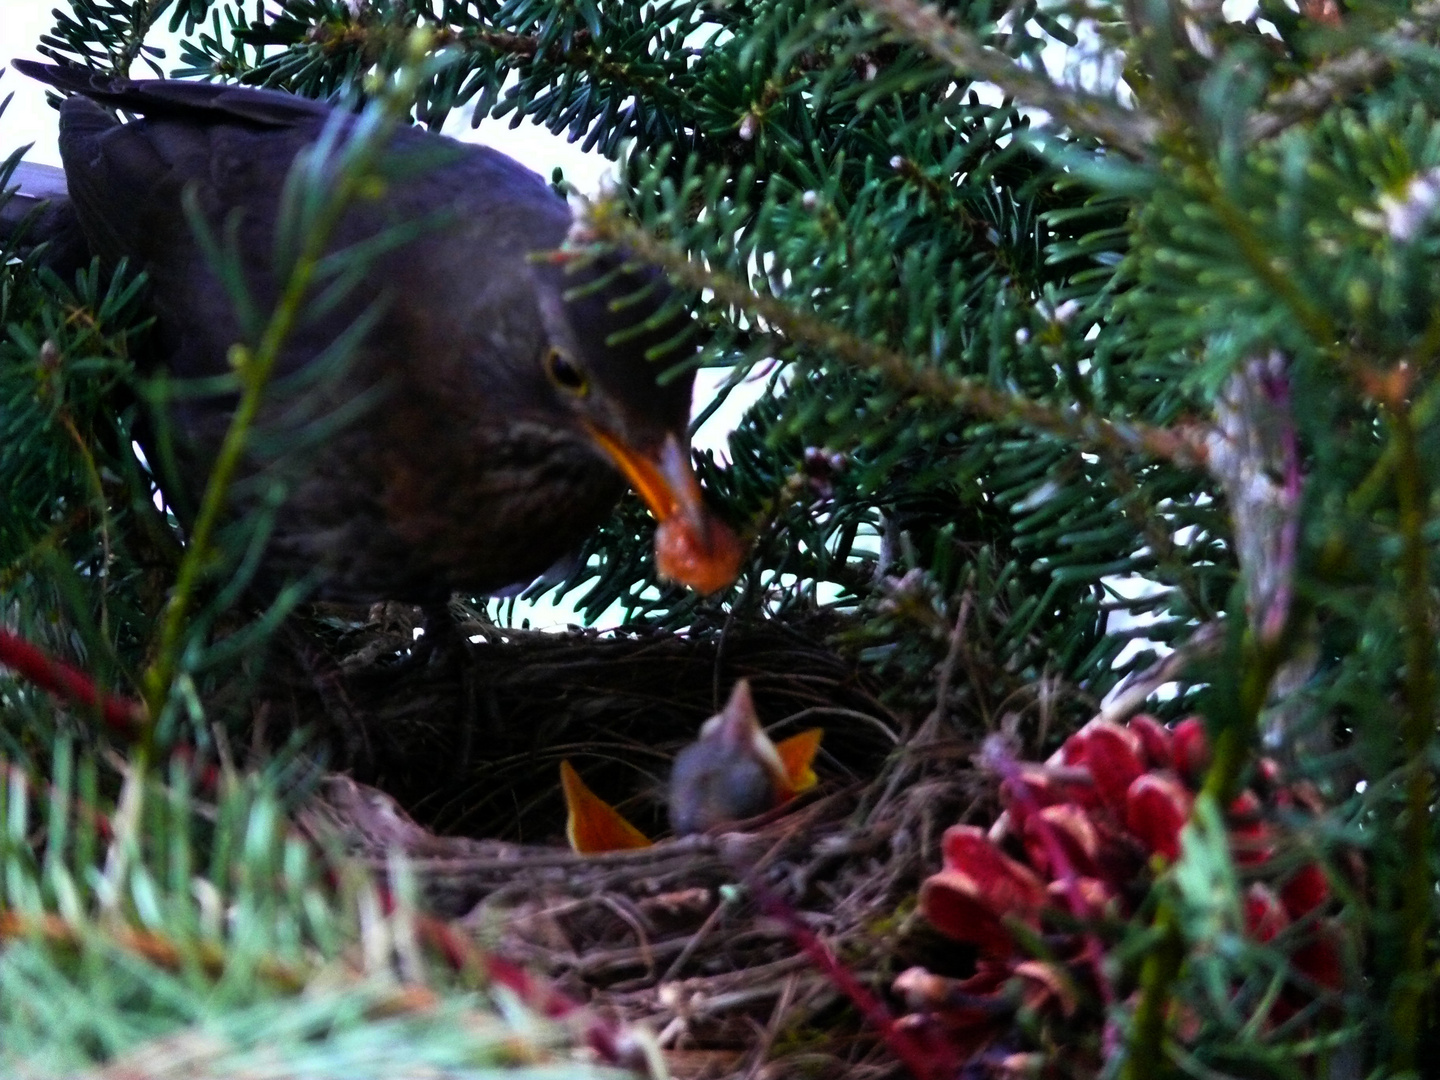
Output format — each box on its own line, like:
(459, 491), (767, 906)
(3, 0), (1440, 1072)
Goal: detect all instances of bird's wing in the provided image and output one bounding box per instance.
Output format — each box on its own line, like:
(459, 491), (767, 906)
(18, 60), (335, 276)
(12, 62), (344, 381)
(16, 60), (571, 387)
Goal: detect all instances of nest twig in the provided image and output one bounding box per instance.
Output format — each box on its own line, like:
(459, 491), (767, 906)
(274, 600), (1061, 1079)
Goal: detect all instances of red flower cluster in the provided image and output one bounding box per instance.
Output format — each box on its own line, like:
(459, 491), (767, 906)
(894, 716), (1343, 1071)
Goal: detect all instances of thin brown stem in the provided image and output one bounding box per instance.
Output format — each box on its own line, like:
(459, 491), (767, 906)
(1387, 403), (1434, 1072)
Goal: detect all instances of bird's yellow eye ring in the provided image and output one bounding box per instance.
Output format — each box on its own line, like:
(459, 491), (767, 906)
(546, 348), (589, 397)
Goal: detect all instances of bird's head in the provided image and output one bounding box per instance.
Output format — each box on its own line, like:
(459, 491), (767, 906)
(526, 249), (747, 595)
(668, 679), (786, 834)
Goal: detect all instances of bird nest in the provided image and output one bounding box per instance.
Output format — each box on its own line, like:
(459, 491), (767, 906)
(268, 600), (1041, 1079)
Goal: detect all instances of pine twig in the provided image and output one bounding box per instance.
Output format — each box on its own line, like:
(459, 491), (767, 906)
(1123, 902), (1184, 1080)
(582, 205), (1208, 470)
(0, 908), (306, 990)
(1248, 0), (1440, 140)
(857, 0), (1159, 158)
(114, 0), (169, 75)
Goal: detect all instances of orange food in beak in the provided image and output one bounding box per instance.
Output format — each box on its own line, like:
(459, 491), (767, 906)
(586, 428), (746, 594)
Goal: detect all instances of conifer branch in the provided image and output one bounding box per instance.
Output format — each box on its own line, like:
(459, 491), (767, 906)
(1249, 0), (1440, 140)
(1183, 156), (1337, 347)
(0, 909), (308, 989)
(1123, 886), (1183, 1075)
(304, 23), (572, 61)
(114, 0), (168, 75)
(296, 19), (687, 114)
(858, 0), (1159, 157)
(448, 24), (688, 113)
(584, 205), (1207, 469)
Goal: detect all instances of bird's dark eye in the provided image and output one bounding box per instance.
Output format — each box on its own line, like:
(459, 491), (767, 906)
(545, 348), (589, 396)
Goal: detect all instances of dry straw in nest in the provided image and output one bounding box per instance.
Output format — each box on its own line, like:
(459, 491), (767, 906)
(280, 602), (1048, 1079)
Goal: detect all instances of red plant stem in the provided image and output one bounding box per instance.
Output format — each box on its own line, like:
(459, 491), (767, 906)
(479, 950), (641, 1067)
(744, 872), (956, 1080)
(404, 902), (646, 1072)
(0, 628), (145, 736)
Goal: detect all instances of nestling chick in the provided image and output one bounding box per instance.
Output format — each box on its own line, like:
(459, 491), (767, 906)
(669, 680), (819, 835)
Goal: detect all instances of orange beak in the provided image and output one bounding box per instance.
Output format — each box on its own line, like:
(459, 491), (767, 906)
(586, 427), (746, 594)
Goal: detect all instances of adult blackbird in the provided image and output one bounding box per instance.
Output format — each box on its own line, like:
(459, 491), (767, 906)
(7, 59), (744, 603)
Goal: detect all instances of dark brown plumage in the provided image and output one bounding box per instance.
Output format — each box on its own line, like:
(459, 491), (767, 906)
(12, 59), (743, 603)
